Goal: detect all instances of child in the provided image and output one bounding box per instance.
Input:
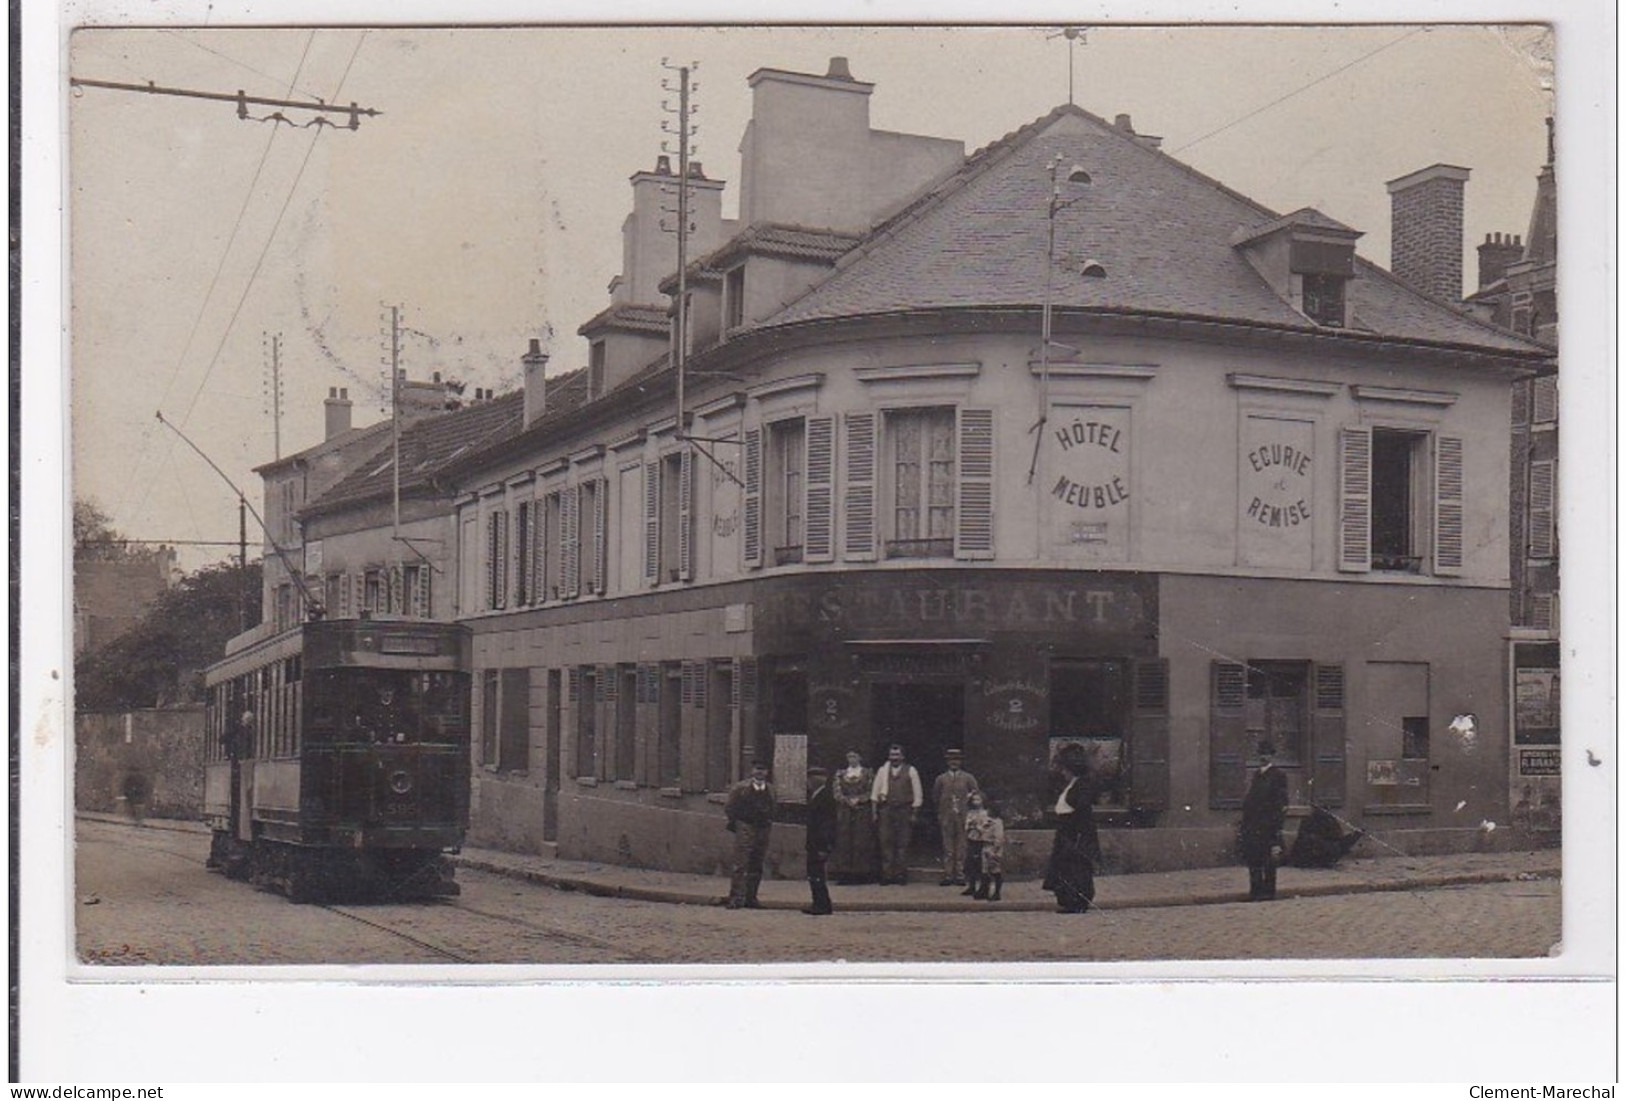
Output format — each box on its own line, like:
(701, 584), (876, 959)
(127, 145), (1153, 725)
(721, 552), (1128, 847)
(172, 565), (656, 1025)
(960, 792), (1006, 901)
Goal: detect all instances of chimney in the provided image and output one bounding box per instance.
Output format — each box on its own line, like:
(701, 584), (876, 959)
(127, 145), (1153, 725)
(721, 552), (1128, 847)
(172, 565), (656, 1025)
(522, 338), (550, 428)
(620, 155), (725, 305)
(324, 386), (352, 440)
(1114, 112), (1163, 151)
(1476, 231), (1524, 290)
(1386, 163), (1471, 301)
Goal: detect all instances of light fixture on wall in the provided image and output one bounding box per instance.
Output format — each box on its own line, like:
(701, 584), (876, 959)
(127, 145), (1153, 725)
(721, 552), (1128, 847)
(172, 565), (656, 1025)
(1028, 154), (1107, 485)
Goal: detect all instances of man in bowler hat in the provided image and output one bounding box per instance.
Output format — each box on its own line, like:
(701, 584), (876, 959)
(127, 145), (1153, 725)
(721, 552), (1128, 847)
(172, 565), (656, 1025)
(1239, 739), (1290, 900)
(724, 759), (776, 909)
(803, 765), (837, 915)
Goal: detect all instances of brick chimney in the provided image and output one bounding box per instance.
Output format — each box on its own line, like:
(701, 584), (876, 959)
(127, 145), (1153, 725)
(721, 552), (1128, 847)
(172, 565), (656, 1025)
(1386, 163), (1471, 301)
(1476, 231), (1524, 290)
(522, 338), (550, 428)
(324, 386), (352, 440)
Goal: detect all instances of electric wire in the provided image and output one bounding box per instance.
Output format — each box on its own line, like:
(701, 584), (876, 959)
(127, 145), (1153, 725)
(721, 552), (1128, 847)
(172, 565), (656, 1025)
(1168, 28), (1427, 156)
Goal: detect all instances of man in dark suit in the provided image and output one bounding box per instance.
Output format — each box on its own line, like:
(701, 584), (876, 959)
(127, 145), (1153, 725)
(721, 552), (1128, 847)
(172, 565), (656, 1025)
(1239, 739), (1290, 900)
(802, 765), (837, 915)
(724, 759), (776, 909)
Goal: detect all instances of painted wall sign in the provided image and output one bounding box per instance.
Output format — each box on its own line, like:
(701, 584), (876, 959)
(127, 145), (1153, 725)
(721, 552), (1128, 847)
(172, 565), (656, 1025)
(709, 455), (741, 574)
(1046, 405), (1130, 556)
(982, 678), (1047, 732)
(1517, 749), (1560, 776)
(808, 683), (857, 732)
(757, 574), (1153, 639)
(1239, 415), (1314, 569)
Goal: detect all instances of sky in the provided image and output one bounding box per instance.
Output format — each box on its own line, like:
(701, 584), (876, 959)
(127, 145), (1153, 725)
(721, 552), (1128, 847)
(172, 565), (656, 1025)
(67, 22), (1556, 569)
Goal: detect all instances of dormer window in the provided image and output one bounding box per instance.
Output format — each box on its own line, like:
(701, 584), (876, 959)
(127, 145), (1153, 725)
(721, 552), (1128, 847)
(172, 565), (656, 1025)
(1301, 272), (1346, 328)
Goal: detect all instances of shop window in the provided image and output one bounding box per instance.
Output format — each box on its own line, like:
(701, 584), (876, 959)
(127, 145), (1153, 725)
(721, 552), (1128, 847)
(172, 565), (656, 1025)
(1048, 659), (1130, 809)
(885, 407), (956, 559)
(767, 418), (805, 565)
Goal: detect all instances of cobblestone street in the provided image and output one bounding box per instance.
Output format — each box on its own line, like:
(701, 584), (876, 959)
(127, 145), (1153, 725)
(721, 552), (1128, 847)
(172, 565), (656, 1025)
(74, 818), (1561, 966)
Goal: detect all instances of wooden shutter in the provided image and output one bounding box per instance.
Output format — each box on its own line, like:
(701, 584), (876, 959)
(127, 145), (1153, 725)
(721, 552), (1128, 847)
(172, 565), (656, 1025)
(693, 660), (708, 710)
(644, 460), (661, 584)
(562, 483), (580, 599)
(742, 428), (763, 569)
(843, 411), (877, 561)
(1433, 434), (1464, 575)
(1128, 658), (1170, 813)
(590, 477), (608, 594)
(1309, 663), (1346, 808)
(678, 447), (694, 582)
(681, 661), (696, 705)
(413, 566), (431, 619)
(1338, 426), (1372, 573)
(495, 509), (510, 608)
(1528, 459), (1555, 560)
(388, 564), (403, 615)
(603, 664), (619, 702)
(804, 415), (835, 563)
(1208, 661), (1249, 809)
(1532, 375), (1557, 424)
(484, 514), (498, 609)
(955, 407), (995, 559)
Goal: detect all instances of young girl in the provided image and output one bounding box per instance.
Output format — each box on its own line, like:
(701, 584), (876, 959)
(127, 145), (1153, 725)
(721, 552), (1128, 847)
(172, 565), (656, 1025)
(961, 792), (1007, 901)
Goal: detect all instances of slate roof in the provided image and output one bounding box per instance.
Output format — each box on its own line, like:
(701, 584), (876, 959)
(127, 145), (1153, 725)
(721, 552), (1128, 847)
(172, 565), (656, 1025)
(578, 302), (671, 337)
(767, 105), (1549, 357)
(302, 390), (529, 517)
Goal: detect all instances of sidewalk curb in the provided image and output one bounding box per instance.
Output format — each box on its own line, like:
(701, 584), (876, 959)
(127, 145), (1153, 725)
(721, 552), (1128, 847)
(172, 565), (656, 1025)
(451, 854), (1558, 914)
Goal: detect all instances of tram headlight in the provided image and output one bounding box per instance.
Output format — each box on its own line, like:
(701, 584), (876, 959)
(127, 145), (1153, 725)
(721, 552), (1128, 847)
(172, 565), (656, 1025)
(388, 769), (413, 795)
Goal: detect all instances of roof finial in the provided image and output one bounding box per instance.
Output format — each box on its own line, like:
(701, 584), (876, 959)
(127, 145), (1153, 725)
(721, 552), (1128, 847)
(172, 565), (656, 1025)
(1047, 27), (1088, 107)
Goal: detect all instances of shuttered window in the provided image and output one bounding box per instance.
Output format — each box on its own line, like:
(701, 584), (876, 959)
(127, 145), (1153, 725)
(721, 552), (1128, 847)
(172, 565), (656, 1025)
(842, 412), (876, 561)
(766, 418), (806, 565)
(804, 416), (835, 563)
(1128, 658), (1170, 812)
(742, 428), (763, 569)
(1531, 375), (1558, 425)
(885, 406), (955, 559)
(644, 459), (661, 584)
(561, 483), (580, 599)
(1208, 661), (1250, 809)
(1433, 434), (1464, 575)
(1309, 664), (1346, 807)
(1337, 426), (1372, 573)
(955, 407), (995, 559)
(677, 448), (694, 582)
(486, 509), (510, 610)
(514, 499), (533, 606)
(1528, 459), (1555, 560)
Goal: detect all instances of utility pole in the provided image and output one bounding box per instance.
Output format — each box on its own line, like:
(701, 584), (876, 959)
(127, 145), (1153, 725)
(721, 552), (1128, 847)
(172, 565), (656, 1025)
(239, 496), (249, 631)
(661, 60), (699, 439)
(390, 305), (402, 542)
(265, 333), (284, 460)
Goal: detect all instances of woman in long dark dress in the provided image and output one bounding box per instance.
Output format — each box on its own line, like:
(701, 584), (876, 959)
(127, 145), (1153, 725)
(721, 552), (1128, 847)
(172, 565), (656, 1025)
(1042, 744), (1101, 913)
(829, 750), (878, 884)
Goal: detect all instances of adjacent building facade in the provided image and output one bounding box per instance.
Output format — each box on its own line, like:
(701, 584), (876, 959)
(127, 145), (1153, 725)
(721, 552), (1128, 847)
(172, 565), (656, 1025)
(432, 62), (1552, 873)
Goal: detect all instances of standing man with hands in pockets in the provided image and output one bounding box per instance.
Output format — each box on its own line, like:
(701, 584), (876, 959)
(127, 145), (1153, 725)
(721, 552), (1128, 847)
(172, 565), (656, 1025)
(871, 743), (922, 885)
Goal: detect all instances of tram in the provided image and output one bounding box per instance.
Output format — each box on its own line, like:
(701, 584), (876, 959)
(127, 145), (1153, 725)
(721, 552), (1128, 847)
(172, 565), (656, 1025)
(203, 616), (473, 902)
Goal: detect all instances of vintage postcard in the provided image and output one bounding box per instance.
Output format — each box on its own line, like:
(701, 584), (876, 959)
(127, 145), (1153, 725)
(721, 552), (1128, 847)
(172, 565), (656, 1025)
(22, 2), (1615, 1083)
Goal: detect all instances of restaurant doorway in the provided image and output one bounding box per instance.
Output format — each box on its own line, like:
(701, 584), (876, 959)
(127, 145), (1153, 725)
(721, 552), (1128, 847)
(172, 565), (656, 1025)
(869, 680), (965, 853)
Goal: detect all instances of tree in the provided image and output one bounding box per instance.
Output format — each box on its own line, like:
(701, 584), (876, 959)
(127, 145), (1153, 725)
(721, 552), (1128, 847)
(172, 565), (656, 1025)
(73, 498), (137, 561)
(74, 559), (263, 712)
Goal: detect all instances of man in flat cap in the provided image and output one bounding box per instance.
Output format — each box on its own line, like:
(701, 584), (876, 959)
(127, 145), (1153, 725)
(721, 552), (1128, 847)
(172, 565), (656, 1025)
(932, 749), (980, 886)
(724, 758), (777, 909)
(802, 765), (837, 915)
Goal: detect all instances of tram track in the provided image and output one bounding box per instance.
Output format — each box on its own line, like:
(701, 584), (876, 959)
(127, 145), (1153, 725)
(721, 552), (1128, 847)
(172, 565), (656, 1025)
(78, 817), (646, 964)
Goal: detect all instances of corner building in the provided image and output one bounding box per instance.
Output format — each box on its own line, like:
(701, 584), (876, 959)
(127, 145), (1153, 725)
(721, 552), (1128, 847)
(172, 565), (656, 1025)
(447, 62), (1552, 874)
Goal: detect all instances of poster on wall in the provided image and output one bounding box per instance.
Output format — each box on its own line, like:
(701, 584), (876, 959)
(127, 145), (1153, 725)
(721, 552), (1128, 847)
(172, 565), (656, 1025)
(1045, 404), (1130, 558)
(1514, 667), (1560, 739)
(1238, 415), (1314, 569)
(773, 733), (807, 803)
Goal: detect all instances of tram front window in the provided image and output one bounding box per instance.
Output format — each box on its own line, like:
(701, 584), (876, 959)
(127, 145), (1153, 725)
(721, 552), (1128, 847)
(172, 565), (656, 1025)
(310, 670), (467, 744)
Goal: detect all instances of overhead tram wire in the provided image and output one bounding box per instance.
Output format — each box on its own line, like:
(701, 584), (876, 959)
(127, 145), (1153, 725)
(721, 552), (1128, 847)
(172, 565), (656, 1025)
(113, 30), (321, 524)
(157, 27), (330, 105)
(1168, 27), (1426, 156)
(128, 31), (373, 529)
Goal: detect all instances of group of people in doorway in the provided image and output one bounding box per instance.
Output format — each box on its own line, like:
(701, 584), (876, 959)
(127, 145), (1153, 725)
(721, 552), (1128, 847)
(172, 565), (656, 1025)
(724, 737), (1365, 914)
(723, 742), (1098, 915)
